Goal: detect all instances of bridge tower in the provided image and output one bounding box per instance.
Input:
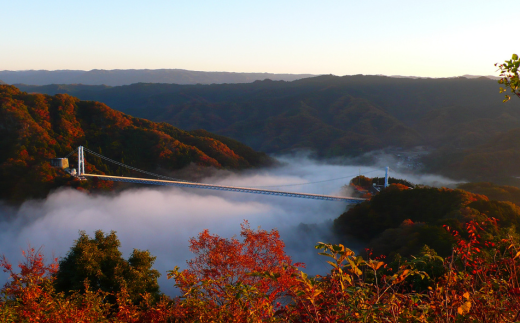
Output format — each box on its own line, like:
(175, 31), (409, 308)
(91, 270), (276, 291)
(77, 146), (85, 176)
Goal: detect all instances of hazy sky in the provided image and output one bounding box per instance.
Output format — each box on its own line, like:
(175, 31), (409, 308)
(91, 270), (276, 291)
(1, 0), (516, 77)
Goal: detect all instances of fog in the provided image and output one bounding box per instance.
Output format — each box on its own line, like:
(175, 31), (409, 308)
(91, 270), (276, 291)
(0, 156), (458, 296)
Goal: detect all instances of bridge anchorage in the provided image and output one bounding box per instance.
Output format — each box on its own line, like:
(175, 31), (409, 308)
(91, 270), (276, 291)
(51, 146), (391, 204)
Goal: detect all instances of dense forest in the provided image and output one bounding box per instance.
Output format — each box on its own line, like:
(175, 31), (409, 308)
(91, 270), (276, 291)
(336, 175), (520, 258)
(0, 85), (271, 203)
(334, 184), (520, 257)
(17, 75), (520, 184)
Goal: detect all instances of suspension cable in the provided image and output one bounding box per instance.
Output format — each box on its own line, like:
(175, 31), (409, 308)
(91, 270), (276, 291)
(63, 149), (76, 158)
(252, 168), (384, 188)
(83, 147), (191, 182)
(80, 146), (390, 188)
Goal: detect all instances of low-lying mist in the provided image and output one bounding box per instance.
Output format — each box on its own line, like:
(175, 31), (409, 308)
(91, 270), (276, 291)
(0, 155), (459, 296)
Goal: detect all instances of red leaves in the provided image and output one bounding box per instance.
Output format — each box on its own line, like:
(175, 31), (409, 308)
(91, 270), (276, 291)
(184, 220), (296, 287)
(1, 247), (58, 298)
(0, 248), (175, 322)
(168, 220), (302, 321)
(3, 219), (520, 321)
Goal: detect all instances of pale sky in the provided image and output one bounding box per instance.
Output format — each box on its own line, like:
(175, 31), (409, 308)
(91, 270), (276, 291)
(0, 0), (517, 77)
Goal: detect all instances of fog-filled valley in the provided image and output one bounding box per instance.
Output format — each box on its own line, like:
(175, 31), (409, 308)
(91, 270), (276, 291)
(0, 156), (458, 296)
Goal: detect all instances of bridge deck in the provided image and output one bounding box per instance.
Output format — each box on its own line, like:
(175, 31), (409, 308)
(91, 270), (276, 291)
(83, 174), (366, 203)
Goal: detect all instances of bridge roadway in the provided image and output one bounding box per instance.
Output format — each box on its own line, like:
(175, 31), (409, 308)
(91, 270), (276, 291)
(82, 174), (366, 203)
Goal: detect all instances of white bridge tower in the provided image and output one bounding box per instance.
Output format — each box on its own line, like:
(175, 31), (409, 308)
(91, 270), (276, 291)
(77, 146), (85, 176)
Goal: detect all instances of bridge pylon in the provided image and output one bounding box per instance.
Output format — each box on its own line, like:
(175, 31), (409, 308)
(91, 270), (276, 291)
(78, 146), (85, 176)
(384, 166), (389, 188)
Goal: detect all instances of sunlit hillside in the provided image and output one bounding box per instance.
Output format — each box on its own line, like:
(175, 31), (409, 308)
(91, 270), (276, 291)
(0, 85), (271, 203)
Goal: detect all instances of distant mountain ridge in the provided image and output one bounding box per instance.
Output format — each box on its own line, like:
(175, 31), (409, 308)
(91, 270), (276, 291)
(461, 74), (501, 80)
(0, 69), (500, 86)
(0, 69), (316, 86)
(385, 74), (500, 80)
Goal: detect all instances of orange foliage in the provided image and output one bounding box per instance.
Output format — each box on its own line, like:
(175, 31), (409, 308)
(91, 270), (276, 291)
(0, 248), (111, 322)
(2, 220), (520, 322)
(168, 220), (302, 321)
(388, 183), (410, 190)
(0, 248), (175, 322)
(1, 85), (266, 202)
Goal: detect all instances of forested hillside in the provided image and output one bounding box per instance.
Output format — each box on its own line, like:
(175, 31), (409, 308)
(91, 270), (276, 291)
(425, 128), (520, 184)
(0, 85), (271, 203)
(17, 75), (520, 152)
(457, 182), (520, 205)
(18, 75), (520, 183)
(333, 184), (520, 258)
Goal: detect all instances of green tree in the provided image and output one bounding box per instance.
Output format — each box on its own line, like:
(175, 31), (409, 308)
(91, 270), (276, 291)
(496, 53), (520, 102)
(54, 230), (161, 304)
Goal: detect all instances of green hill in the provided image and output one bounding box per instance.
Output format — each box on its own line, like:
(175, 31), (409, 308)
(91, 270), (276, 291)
(0, 85), (271, 203)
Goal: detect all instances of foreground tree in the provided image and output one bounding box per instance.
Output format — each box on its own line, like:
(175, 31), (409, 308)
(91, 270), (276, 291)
(0, 248), (176, 322)
(168, 220), (302, 322)
(54, 230), (161, 304)
(0, 248), (113, 322)
(496, 53), (520, 102)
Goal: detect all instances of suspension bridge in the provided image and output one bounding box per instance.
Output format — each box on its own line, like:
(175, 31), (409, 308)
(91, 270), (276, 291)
(54, 146), (391, 204)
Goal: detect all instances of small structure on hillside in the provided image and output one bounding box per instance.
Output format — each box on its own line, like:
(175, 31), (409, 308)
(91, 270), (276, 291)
(50, 158), (69, 169)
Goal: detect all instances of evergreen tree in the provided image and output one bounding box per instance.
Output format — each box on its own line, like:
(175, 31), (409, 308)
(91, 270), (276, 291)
(54, 230), (161, 304)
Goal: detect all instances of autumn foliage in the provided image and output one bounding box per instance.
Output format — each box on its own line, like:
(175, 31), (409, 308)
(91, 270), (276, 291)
(2, 219), (520, 322)
(168, 221), (302, 321)
(0, 85), (270, 203)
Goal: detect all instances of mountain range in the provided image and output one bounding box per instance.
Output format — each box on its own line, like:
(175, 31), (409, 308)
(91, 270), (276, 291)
(0, 69), (315, 86)
(16, 76), (520, 148)
(14, 75), (520, 184)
